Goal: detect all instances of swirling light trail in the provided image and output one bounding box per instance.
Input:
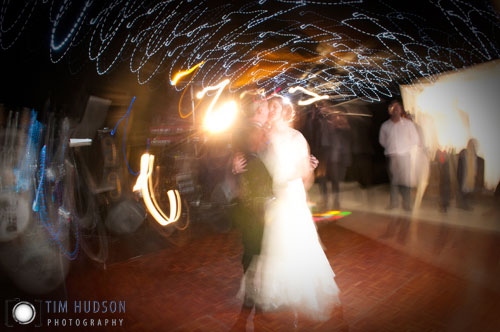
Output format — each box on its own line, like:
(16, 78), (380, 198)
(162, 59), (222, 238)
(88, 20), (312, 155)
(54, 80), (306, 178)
(289, 86), (330, 105)
(133, 154), (182, 226)
(0, 1), (498, 102)
(171, 61), (205, 119)
(171, 61), (205, 85)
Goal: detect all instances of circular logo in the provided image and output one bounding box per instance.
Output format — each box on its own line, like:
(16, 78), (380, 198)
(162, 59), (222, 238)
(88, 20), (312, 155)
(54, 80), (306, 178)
(12, 301), (36, 325)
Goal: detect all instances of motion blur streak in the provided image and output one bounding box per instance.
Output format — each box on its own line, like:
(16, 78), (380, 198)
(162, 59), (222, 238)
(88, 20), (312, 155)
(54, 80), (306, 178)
(170, 61), (205, 86)
(133, 154), (181, 226)
(401, 60), (500, 189)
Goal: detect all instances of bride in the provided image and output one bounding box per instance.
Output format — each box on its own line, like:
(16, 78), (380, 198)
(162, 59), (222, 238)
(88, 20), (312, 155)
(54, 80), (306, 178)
(243, 95), (340, 322)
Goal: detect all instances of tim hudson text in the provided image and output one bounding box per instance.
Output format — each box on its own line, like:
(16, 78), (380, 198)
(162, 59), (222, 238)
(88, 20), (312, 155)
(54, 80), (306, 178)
(45, 300), (126, 314)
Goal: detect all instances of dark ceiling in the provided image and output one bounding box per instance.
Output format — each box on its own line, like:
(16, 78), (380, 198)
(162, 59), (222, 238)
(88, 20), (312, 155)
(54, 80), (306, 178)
(0, 0), (499, 111)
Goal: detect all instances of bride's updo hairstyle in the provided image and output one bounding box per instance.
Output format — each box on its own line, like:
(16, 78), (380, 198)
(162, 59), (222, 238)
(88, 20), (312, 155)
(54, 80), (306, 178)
(267, 94), (295, 123)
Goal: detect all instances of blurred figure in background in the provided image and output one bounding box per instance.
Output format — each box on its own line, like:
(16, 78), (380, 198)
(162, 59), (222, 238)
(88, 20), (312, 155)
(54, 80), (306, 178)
(302, 103), (322, 159)
(379, 100), (420, 211)
(456, 138), (483, 210)
(435, 147), (453, 213)
(198, 136), (232, 203)
(318, 104), (352, 210)
(349, 106), (374, 190)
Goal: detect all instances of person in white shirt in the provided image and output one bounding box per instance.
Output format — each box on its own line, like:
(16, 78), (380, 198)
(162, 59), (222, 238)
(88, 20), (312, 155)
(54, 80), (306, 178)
(379, 100), (420, 211)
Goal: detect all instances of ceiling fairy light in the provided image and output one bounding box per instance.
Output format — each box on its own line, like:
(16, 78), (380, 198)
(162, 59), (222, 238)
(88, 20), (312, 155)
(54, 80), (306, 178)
(49, 0), (92, 63)
(288, 86), (329, 105)
(1, 1), (499, 102)
(133, 154), (181, 226)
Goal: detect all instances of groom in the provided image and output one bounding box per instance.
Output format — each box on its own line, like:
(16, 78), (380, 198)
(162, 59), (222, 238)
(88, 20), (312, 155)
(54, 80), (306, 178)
(228, 91), (274, 331)
(229, 91), (274, 308)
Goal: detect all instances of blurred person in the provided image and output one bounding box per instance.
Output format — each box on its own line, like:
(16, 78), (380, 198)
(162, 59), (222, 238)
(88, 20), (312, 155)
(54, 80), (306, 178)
(231, 92), (272, 274)
(229, 91), (274, 319)
(198, 136), (232, 202)
(303, 103), (323, 158)
(317, 104), (352, 210)
(456, 138), (483, 210)
(242, 94), (341, 324)
(403, 107), (431, 211)
(349, 107), (374, 189)
(379, 100), (420, 211)
(311, 109), (329, 207)
(435, 147), (452, 213)
(268, 95), (318, 188)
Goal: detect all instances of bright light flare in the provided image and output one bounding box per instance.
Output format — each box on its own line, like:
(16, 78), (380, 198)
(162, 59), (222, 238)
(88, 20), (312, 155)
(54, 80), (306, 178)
(196, 79), (234, 133)
(170, 61), (204, 86)
(204, 100), (238, 133)
(196, 79), (229, 100)
(133, 154), (182, 226)
(288, 86), (329, 105)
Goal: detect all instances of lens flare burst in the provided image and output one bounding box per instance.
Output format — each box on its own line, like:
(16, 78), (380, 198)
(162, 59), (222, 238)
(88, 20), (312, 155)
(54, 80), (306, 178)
(203, 100), (238, 133)
(196, 79), (238, 133)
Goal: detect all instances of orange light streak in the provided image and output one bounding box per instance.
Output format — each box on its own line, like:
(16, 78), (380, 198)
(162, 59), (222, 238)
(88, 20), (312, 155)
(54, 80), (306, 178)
(133, 154), (182, 226)
(170, 61), (204, 86)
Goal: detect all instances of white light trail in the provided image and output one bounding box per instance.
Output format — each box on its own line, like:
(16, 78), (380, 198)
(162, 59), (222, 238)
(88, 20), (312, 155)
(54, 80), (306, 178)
(1, 1), (498, 102)
(133, 154), (181, 226)
(288, 86), (329, 105)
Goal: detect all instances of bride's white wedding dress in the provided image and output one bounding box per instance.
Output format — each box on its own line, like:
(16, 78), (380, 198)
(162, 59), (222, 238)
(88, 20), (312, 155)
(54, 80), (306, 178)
(243, 123), (340, 321)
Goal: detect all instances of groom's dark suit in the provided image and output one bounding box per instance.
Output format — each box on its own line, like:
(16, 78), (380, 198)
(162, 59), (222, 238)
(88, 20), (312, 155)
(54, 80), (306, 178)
(231, 122), (273, 272)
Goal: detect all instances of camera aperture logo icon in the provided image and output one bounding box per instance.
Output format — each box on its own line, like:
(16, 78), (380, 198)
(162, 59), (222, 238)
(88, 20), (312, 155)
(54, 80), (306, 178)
(12, 301), (36, 325)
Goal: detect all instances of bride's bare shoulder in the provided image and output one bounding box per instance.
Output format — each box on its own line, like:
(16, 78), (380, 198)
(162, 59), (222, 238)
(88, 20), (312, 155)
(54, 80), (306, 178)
(288, 127), (306, 140)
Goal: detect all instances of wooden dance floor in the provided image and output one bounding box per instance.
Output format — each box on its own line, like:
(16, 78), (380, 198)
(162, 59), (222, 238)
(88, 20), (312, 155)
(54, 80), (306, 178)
(4, 210), (500, 331)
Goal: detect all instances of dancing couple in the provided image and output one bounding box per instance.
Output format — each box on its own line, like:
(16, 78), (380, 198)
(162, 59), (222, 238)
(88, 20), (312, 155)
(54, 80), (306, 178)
(230, 91), (340, 329)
